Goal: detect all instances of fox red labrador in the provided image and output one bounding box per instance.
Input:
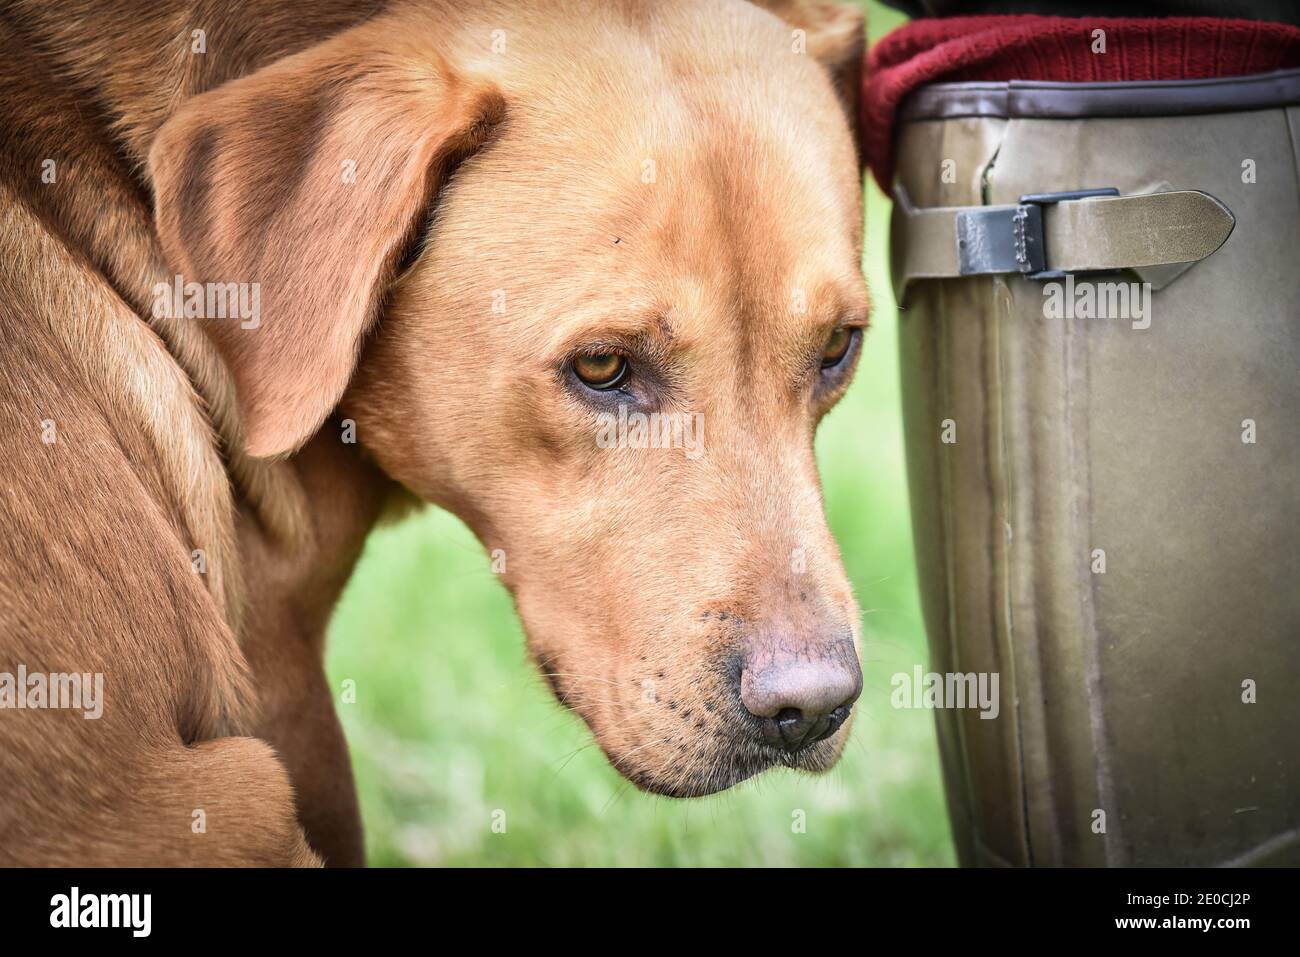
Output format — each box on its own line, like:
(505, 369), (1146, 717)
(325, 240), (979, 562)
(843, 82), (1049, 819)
(0, 0), (868, 865)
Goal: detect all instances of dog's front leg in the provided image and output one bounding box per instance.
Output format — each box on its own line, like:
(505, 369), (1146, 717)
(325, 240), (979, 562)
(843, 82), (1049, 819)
(241, 616), (364, 867)
(236, 431), (394, 867)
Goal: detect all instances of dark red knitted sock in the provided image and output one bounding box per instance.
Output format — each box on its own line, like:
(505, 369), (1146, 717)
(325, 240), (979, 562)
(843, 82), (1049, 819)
(862, 15), (1300, 192)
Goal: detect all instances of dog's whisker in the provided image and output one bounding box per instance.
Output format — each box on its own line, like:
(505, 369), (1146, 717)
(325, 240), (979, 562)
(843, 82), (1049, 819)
(550, 741), (602, 777)
(600, 777), (638, 817)
(607, 733), (677, 765)
(536, 671), (631, 690)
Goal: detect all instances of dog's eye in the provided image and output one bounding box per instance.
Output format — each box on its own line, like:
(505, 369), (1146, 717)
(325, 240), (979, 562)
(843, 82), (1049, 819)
(820, 327), (857, 369)
(573, 353), (629, 390)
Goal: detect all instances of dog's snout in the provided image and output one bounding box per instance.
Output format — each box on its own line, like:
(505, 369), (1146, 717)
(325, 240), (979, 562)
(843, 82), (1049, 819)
(738, 649), (862, 753)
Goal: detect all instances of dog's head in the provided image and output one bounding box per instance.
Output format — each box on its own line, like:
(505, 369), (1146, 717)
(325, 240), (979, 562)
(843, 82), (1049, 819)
(150, 0), (868, 797)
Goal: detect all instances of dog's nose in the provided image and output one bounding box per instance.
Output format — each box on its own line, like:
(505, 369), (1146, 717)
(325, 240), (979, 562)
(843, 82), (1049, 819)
(739, 651), (862, 753)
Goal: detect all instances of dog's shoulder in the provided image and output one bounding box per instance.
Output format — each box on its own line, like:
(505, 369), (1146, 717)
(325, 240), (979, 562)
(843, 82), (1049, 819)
(0, 174), (256, 743)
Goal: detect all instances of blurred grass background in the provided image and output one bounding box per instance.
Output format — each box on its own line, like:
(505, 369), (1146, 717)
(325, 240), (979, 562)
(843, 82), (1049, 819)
(324, 0), (953, 866)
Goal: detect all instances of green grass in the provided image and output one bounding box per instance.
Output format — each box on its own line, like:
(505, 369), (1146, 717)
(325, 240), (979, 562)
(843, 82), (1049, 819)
(325, 1), (952, 867)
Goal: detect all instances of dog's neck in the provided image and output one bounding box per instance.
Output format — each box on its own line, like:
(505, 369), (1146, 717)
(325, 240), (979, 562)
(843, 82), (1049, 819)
(236, 430), (396, 650)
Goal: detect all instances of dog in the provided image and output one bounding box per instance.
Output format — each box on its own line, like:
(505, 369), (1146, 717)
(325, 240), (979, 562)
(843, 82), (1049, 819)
(0, 0), (868, 866)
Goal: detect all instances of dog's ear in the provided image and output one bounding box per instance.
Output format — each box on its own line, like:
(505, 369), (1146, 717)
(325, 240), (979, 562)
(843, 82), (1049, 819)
(754, 0), (865, 153)
(149, 27), (503, 458)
